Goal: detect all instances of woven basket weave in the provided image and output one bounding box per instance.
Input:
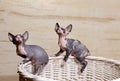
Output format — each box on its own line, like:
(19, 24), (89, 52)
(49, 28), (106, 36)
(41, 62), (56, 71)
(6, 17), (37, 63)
(18, 56), (120, 81)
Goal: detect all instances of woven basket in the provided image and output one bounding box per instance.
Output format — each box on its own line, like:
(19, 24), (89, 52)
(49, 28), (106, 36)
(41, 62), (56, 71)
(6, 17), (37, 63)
(18, 56), (120, 81)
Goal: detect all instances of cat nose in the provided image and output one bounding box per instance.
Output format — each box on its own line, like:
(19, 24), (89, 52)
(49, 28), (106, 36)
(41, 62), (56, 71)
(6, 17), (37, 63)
(16, 36), (22, 41)
(58, 28), (62, 32)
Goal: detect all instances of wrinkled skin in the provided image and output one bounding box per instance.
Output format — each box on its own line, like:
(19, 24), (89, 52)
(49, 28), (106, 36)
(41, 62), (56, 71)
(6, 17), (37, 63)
(8, 31), (49, 75)
(54, 23), (90, 74)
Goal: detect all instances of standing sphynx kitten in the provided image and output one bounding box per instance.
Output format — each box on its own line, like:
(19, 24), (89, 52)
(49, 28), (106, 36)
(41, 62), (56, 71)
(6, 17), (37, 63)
(54, 23), (90, 74)
(8, 31), (49, 75)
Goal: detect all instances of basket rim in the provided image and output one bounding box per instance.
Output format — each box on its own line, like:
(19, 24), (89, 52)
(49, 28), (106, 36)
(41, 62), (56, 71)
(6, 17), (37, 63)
(18, 56), (120, 81)
(49, 56), (120, 65)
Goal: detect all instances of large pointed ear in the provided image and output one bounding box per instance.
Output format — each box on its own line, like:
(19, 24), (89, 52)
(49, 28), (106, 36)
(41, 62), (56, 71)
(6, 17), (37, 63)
(22, 31), (29, 41)
(55, 23), (60, 32)
(66, 24), (72, 32)
(8, 33), (15, 42)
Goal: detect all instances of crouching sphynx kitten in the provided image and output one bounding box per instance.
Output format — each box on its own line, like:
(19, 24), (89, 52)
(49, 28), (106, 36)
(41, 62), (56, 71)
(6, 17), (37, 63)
(8, 31), (49, 75)
(54, 23), (90, 74)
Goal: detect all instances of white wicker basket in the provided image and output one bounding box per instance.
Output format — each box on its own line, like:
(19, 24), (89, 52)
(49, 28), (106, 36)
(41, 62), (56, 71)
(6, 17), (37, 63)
(18, 56), (120, 81)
